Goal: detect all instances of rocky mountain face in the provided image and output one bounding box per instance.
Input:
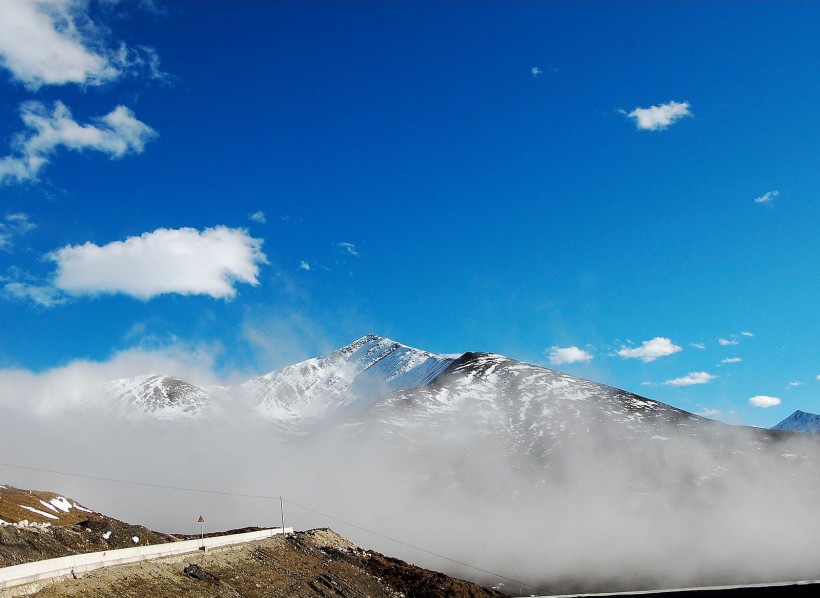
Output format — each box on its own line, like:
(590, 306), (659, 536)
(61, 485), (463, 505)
(772, 409), (820, 434)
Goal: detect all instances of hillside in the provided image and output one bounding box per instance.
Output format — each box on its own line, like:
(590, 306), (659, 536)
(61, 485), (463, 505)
(16, 529), (506, 598)
(1, 485), (506, 597)
(0, 485), (177, 568)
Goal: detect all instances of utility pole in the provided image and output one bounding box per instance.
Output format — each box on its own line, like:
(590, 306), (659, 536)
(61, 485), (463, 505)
(280, 496), (285, 536)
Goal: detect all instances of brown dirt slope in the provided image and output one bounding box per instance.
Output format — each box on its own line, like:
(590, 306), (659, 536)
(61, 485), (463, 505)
(18, 529), (508, 598)
(0, 485), (177, 568)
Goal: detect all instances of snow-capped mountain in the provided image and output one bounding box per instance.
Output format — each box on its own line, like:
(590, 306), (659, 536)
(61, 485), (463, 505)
(242, 334), (454, 419)
(103, 374), (210, 418)
(772, 409), (820, 434)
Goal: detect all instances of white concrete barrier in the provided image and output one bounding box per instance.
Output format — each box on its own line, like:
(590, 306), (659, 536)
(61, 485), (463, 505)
(0, 527), (293, 591)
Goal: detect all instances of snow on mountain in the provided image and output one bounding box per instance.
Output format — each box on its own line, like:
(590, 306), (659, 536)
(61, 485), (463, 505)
(103, 374), (209, 418)
(772, 410), (820, 434)
(242, 334), (454, 420)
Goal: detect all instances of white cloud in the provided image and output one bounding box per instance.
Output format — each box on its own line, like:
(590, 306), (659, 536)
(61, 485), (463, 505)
(548, 346), (593, 365)
(249, 211), (266, 224)
(640, 381), (655, 387)
(0, 212), (36, 251)
(531, 67), (542, 77)
(0, 101), (157, 185)
(689, 342), (706, 350)
(49, 226), (266, 300)
(626, 101), (692, 131)
(721, 357), (742, 364)
(697, 408), (722, 418)
(0, 0), (116, 89)
(718, 338), (739, 346)
(663, 372), (717, 387)
(336, 242), (359, 257)
(617, 337), (682, 362)
(298, 261), (311, 271)
(754, 190), (779, 204)
(749, 395), (781, 408)
(741, 331), (754, 337)
(817, 375), (820, 381)
(788, 381), (802, 388)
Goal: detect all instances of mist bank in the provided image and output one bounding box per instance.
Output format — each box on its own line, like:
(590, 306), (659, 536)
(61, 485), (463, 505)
(2, 397), (820, 593)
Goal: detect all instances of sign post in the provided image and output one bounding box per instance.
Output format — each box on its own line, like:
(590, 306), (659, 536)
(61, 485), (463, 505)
(198, 515), (204, 547)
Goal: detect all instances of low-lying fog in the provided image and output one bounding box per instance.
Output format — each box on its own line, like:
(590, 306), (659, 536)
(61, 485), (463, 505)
(2, 363), (820, 594)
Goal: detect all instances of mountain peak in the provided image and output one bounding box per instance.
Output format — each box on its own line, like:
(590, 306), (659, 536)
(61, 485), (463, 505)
(771, 409), (820, 434)
(246, 334), (454, 419)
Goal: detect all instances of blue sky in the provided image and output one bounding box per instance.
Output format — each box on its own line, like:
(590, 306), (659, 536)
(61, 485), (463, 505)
(0, 1), (817, 427)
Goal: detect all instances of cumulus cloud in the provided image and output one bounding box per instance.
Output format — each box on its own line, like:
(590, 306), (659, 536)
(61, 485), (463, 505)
(336, 242), (359, 257)
(248, 211), (266, 224)
(721, 357), (742, 364)
(298, 261), (311, 271)
(663, 372), (717, 387)
(626, 101), (691, 131)
(754, 190), (779, 204)
(719, 338), (739, 346)
(548, 346), (593, 365)
(0, 101), (157, 184)
(0, 212), (36, 251)
(48, 226), (266, 300)
(0, 0), (119, 89)
(749, 395), (781, 408)
(617, 337), (682, 363)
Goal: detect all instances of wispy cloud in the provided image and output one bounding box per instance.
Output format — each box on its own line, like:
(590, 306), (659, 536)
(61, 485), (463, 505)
(721, 357), (742, 364)
(298, 261), (311, 271)
(749, 395), (781, 408)
(48, 226), (266, 301)
(663, 371), (717, 387)
(548, 346), (593, 365)
(2, 281), (66, 308)
(625, 100), (692, 131)
(754, 190), (779, 204)
(531, 67), (542, 77)
(0, 212), (35, 251)
(697, 407), (721, 418)
(689, 342), (706, 350)
(248, 211), (266, 224)
(741, 331), (754, 337)
(788, 381), (802, 388)
(0, 101), (157, 185)
(336, 242), (359, 257)
(617, 337), (682, 363)
(718, 338), (739, 346)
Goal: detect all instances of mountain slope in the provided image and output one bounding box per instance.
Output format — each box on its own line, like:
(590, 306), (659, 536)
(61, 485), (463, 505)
(103, 375), (210, 418)
(772, 410), (820, 433)
(241, 334), (454, 420)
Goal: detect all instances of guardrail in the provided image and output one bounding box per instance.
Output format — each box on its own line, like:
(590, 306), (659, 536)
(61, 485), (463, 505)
(0, 526), (293, 592)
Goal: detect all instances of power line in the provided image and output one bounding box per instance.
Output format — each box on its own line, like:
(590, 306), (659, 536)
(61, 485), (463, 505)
(0, 460), (555, 595)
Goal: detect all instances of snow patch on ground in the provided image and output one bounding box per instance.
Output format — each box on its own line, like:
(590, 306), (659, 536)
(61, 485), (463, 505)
(19, 505), (60, 520)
